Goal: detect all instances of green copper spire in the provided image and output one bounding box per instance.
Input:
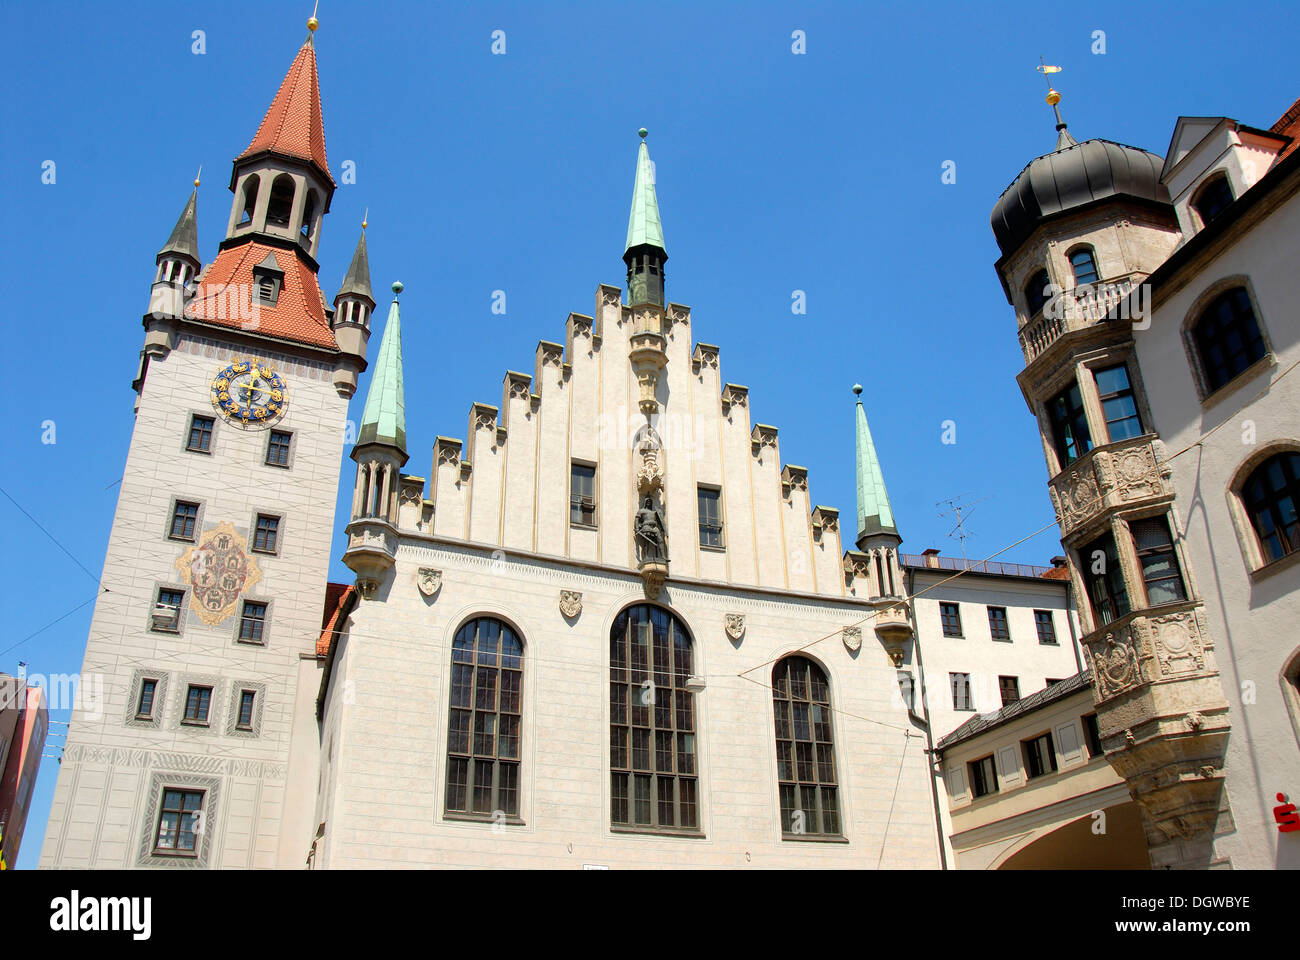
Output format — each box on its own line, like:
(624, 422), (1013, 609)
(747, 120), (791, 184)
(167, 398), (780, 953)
(624, 129), (666, 255)
(853, 384), (899, 545)
(357, 282), (406, 452)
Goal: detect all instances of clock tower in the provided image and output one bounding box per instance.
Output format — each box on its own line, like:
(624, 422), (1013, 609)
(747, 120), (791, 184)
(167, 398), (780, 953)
(40, 16), (368, 868)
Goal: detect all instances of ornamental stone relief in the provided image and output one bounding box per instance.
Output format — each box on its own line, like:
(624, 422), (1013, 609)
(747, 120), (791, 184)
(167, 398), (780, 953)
(724, 613), (745, 641)
(1088, 629), (1144, 701)
(601, 288), (621, 308)
(417, 567), (442, 598)
(559, 590), (583, 619)
(842, 625), (862, 653)
(1049, 436), (1172, 537)
(1148, 610), (1206, 677)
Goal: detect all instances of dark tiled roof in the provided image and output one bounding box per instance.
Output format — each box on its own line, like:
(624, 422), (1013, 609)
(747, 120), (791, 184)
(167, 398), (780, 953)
(937, 670), (1092, 752)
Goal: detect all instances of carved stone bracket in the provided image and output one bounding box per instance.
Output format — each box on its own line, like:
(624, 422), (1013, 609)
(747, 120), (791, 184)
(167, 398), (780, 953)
(1049, 436), (1174, 538)
(559, 590), (582, 619)
(640, 562), (668, 600)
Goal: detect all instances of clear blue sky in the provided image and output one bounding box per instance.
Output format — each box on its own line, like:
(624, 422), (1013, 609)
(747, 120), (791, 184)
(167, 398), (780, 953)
(1, 0), (1295, 867)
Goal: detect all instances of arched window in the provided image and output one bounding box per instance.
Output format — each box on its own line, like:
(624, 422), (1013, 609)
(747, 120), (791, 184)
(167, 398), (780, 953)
(444, 617), (523, 819)
(1025, 269), (1051, 316)
(1242, 452), (1300, 563)
(1193, 174), (1234, 226)
(1069, 247), (1099, 286)
(301, 191), (317, 240)
(1192, 287), (1266, 393)
(610, 604), (698, 832)
(772, 656), (840, 837)
(238, 177), (258, 225)
(267, 174), (295, 227)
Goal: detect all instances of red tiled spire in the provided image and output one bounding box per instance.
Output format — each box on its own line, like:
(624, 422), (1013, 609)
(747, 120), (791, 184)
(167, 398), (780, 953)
(238, 38), (333, 184)
(1271, 94), (1300, 161)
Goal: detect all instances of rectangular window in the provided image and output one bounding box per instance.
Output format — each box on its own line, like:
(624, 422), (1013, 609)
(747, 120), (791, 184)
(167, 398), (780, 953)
(154, 788), (204, 855)
(570, 463), (596, 526)
(152, 588), (184, 633)
(939, 602), (963, 638)
(1034, 610), (1057, 645)
(1046, 381), (1093, 466)
(169, 501), (199, 541)
(968, 754), (998, 798)
(186, 415), (214, 454)
(698, 486), (723, 548)
(950, 672), (972, 711)
(239, 601), (267, 644)
(1021, 732), (1058, 779)
(266, 430), (292, 468)
(1095, 364), (1144, 443)
(1083, 713), (1104, 758)
(987, 606), (1010, 641)
(183, 685), (212, 725)
(999, 675), (1021, 706)
(136, 679), (158, 719)
(237, 690), (256, 730)
(1131, 516), (1187, 607)
(253, 514), (279, 553)
(1081, 532), (1130, 625)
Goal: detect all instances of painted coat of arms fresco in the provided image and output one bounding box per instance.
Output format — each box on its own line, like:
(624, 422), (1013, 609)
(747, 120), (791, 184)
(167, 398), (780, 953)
(174, 521), (263, 626)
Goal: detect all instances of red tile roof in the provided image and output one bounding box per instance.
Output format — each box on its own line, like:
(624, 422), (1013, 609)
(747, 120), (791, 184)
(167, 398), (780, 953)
(1271, 94), (1300, 161)
(185, 242), (338, 349)
(238, 40), (332, 184)
(317, 582), (355, 657)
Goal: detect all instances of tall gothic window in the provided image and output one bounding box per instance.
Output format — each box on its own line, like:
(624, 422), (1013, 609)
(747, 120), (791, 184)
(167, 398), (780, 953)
(445, 617), (523, 820)
(772, 656), (841, 838)
(610, 605), (698, 833)
(1242, 452), (1300, 563)
(1192, 287), (1266, 393)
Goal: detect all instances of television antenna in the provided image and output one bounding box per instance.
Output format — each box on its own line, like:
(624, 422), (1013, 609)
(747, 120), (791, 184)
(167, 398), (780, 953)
(936, 494), (990, 563)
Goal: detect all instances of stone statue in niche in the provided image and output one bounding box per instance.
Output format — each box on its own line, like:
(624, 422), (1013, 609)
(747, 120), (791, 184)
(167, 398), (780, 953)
(634, 496), (668, 565)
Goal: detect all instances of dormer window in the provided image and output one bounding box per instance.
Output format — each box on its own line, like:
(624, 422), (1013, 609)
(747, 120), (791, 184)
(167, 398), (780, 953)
(252, 253), (285, 307)
(1025, 268), (1051, 316)
(267, 174), (295, 228)
(1193, 174), (1234, 227)
(1068, 247), (1099, 286)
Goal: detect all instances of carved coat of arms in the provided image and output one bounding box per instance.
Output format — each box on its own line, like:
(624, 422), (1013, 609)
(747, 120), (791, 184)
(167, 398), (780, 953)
(417, 568), (442, 598)
(559, 590), (583, 619)
(842, 625), (862, 652)
(174, 521), (262, 626)
(724, 613), (745, 641)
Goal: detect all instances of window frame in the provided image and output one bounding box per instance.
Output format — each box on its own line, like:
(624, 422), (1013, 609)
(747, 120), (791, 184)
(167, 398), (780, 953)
(998, 675), (1021, 707)
(697, 485), (724, 550)
(265, 429), (293, 469)
(1185, 281), (1271, 401)
(950, 672), (973, 712)
(1021, 731), (1059, 780)
(1024, 268), (1052, 317)
(136, 678), (159, 720)
(1033, 609), (1058, 645)
(151, 586), (186, 634)
(569, 461), (597, 528)
(1093, 362), (1145, 444)
(610, 605), (703, 837)
(152, 787), (205, 857)
(443, 617), (525, 825)
(1191, 172), (1235, 228)
(251, 512), (282, 556)
(237, 599), (269, 645)
(182, 684), (213, 726)
(771, 655), (843, 841)
(1237, 449), (1300, 570)
(987, 606), (1011, 642)
(167, 498), (201, 542)
(1082, 713), (1104, 758)
(1045, 379), (1093, 468)
(1080, 530), (1130, 627)
(185, 413), (215, 455)
(1130, 514), (1188, 608)
(939, 602), (963, 638)
(1067, 245), (1099, 286)
(968, 754), (999, 799)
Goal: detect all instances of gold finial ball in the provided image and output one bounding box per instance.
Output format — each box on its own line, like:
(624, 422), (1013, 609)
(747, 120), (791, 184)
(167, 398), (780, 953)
(194, 178), (201, 187)
(1046, 88), (1061, 106)
(307, 15), (319, 32)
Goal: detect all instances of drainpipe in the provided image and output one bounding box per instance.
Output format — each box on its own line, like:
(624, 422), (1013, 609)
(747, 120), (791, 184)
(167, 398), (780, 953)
(907, 566), (950, 870)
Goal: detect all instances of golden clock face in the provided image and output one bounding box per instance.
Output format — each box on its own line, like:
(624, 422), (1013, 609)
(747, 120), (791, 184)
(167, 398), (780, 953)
(211, 360), (286, 428)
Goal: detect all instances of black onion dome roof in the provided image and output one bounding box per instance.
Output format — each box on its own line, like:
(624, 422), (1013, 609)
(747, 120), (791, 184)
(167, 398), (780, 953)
(991, 138), (1172, 256)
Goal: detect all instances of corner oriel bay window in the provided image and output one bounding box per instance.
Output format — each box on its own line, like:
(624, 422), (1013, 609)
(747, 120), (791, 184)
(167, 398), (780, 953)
(772, 656), (840, 838)
(610, 605), (698, 833)
(1047, 380), (1092, 467)
(445, 617), (523, 821)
